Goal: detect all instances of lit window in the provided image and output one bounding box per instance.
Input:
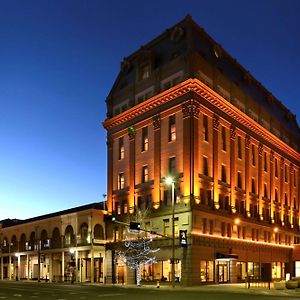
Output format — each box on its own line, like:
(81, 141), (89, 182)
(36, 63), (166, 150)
(123, 201), (128, 214)
(141, 64), (150, 80)
(169, 115), (176, 142)
(142, 166), (149, 183)
(203, 115), (208, 142)
(118, 173), (125, 190)
(142, 127), (149, 152)
(119, 137), (124, 160)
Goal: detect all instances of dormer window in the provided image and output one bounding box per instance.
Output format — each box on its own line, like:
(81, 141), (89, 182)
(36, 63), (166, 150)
(141, 64), (150, 80)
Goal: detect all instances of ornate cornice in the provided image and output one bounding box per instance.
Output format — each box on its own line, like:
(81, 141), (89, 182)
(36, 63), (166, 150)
(103, 79), (300, 163)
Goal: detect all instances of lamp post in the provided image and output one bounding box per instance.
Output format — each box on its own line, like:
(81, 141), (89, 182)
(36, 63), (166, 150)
(165, 176), (175, 288)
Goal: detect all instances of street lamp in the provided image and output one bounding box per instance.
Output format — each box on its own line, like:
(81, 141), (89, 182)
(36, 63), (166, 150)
(165, 176), (175, 288)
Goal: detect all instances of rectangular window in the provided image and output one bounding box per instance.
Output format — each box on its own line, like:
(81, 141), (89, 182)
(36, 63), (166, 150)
(203, 115), (208, 142)
(251, 178), (256, 194)
(221, 126), (226, 151)
(209, 220), (214, 235)
(118, 173), (125, 189)
(227, 224), (232, 238)
(142, 127), (149, 152)
(294, 171), (297, 187)
(252, 228), (255, 241)
(119, 137), (124, 160)
(221, 165), (226, 183)
(237, 171), (242, 189)
(275, 189), (278, 202)
(275, 159), (278, 178)
(123, 201), (128, 214)
(142, 166), (149, 183)
(264, 183), (268, 198)
(203, 156), (209, 176)
(169, 157), (176, 175)
(252, 145), (256, 166)
(221, 222), (226, 237)
(202, 218), (207, 234)
(285, 165), (288, 182)
(238, 136), (242, 159)
(242, 226), (246, 239)
(284, 193), (288, 206)
(141, 64), (150, 80)
(169, 115), (176, 142)
(264, 152), (268, 172)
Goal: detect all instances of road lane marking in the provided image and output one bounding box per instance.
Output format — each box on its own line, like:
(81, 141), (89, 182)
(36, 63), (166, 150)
(97, 294), (125, 297)
(13, 295), (22, 297)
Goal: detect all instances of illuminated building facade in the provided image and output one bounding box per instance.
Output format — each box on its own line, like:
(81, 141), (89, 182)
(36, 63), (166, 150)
(0, 203), (109, 283)
(103, 16), (300, 285)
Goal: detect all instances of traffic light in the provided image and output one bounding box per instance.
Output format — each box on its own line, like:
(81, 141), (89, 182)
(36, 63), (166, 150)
(129, 222), (141, 230)
(104, 214), (116, 222)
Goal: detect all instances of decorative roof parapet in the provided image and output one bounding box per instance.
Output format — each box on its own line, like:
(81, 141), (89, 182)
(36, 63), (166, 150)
(103, 79), (300, 163)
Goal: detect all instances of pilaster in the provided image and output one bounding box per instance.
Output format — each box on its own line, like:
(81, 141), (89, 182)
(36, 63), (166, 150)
(230, 125), (236, 213)
(128, 127), (136, 213)
(153, 114), (161, 209)
(245, 135), (251, 217)
(181, 100), (200, 203)
(213, 114), (220, 209)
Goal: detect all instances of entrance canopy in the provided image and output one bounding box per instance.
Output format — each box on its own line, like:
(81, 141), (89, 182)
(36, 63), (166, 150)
(216, 253), (238, 261)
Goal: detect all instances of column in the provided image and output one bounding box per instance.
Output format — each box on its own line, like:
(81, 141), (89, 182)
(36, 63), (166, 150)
(230, 125), (236, 213)
(270, 151), (274, 223)
(181, 100), (200, 204)
(75, 250), (78, 282)
(49, 253), (53, 282)
(128, 127), (136, 213)
(290, 164), (294, 227)
(8, 255), (11, 280)
(61, 251), (65, 281)
(107, 135), (114, 214)
(258, 143), (263, 219)
(245, 135), (251, 217)
(213, 114), (220, 209)
(152, 114), (161, 209)
(280, 157), (284, 224)
(26, 254), (30, 280)
(91, 248), (94, 283)
(1, 256), (3, 280)
(16, 255), (20, 280)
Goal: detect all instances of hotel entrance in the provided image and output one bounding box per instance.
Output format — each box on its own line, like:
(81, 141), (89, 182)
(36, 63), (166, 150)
(217, 261), (229, 283)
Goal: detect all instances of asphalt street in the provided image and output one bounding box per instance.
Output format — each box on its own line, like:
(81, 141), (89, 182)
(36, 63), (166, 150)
(0, 281), (299, 300)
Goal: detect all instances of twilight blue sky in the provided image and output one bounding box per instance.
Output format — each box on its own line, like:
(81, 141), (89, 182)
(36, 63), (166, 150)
(0, 0), (299, 220)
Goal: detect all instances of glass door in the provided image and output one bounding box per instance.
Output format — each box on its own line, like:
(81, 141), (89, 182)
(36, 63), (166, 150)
(217, 262), (228, 283)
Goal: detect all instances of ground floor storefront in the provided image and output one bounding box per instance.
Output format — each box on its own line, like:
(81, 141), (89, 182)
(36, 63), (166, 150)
(0, 245), (107, 283)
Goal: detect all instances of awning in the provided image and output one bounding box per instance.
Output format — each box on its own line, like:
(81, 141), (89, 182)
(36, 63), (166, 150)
(216, 253), (238, 260)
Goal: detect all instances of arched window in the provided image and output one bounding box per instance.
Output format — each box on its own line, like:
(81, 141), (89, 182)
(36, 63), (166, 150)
(52, 227), (61, 249)
(94, 224), (104, 240)
(2, 237), (9, 253)
(65, 225), (74, 246)
(11, 235), (18, 252)
(79, 223), (89, 244)
(41, 229), (49, 249)
(29, 232), (35, 251)
(19, 233), (27, 251)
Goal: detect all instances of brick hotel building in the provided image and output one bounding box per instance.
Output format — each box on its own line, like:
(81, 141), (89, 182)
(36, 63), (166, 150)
(1, 16), (300, 286)
(103, 16), (300, 285)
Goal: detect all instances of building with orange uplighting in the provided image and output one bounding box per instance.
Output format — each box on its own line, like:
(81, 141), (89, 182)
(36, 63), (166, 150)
(103, 16), (300, 285)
